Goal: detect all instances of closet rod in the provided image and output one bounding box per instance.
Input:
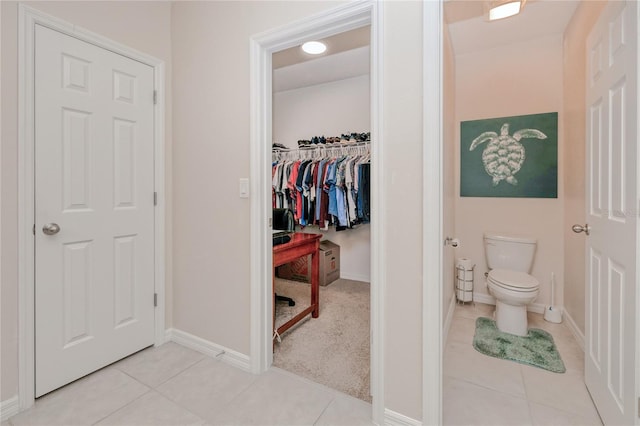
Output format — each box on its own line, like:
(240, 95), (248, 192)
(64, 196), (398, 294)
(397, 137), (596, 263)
(272, 141), (370, 161)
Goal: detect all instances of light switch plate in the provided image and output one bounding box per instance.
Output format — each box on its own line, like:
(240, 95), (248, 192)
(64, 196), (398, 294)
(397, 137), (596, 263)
(239, 178), (249, 198)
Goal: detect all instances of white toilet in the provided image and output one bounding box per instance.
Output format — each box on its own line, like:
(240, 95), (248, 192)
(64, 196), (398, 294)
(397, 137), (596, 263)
(484, 233), (539, 336)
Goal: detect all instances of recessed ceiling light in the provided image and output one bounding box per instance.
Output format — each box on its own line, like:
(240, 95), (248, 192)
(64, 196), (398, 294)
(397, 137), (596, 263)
(486, 0), (525, 21)
(301, 41), (327, 55)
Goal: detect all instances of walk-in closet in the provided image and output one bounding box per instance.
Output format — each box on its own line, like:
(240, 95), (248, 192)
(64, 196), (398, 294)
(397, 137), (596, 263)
(270, 26), (372, 402)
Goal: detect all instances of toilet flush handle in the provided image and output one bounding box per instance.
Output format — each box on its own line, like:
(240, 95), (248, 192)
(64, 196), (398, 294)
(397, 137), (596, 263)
(572, 223), (591, 236)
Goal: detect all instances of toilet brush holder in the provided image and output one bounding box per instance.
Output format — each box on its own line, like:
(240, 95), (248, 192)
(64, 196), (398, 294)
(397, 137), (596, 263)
(544, 305), (562, 323)
(544, 272), (562, 323)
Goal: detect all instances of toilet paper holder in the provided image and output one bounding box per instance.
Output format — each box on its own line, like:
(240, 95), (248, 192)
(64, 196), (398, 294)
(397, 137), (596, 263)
(455, 258), (475, 304)
(444, 236), (460, 247)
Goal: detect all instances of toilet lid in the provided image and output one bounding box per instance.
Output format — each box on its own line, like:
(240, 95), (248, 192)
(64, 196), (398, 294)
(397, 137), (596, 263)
(488, 269), (539, 291)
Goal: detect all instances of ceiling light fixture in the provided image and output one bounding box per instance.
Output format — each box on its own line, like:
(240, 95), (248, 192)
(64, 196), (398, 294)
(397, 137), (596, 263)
(301, 41), (327, 55)
(485, 0), (527, 21)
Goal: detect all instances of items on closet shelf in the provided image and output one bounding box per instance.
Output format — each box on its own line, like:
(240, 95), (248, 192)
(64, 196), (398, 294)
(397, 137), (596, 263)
(296, 132), (371, 146)
(272, 141), (370, 231)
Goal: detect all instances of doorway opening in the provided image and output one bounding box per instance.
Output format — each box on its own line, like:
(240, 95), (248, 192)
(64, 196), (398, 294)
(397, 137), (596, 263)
(270, 25), (372, 402)
(248, 1), (385, 422)
(440, 1), (638, 424)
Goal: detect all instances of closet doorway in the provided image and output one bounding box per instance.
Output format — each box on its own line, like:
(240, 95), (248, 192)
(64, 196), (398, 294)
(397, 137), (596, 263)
(270, 26), (372, 402)
(248, 2), (384, 421)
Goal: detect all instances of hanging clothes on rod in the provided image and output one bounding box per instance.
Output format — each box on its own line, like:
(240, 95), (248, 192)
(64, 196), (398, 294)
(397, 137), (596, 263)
(272, 142), (370, 231)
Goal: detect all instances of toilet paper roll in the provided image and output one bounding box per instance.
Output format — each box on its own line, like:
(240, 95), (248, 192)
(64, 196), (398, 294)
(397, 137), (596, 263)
(456, 257), (475, 271)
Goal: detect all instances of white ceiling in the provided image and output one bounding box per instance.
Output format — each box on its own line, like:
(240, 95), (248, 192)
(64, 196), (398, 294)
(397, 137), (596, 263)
(446, 0), (580, 55)
(273, 46), (369, 93)
(272, 26), (370, 93)
(273, 26), (370, 69)
(272, 1), (581, 92)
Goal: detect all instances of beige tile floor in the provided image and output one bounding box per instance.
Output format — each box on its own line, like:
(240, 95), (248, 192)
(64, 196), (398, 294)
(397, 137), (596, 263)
(444, 302), (603, 426)
(5, 342), (373, 426)
(5, 303), (602, 426)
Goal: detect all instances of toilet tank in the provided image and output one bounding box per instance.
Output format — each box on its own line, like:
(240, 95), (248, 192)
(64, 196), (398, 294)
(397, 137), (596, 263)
(484, 233), (537, 273)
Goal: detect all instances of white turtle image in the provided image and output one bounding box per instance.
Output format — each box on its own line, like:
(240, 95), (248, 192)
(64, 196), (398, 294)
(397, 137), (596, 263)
(470, 123), (547, 186)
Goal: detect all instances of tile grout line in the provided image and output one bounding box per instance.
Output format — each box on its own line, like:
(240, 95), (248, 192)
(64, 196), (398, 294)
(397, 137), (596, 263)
(312, 394), (338, 426)
(162, 356), (261, 423)
(90, 388), (153, 425)
(519, 365), (536, 425)
(112, 345), (207, 390)
(443, 373), (530, 403)
(112, 353), (211, 424)
(148, 354), (208, 389)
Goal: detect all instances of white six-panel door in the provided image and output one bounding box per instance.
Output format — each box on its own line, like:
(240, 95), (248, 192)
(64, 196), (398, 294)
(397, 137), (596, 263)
(34, 24), (156, 397)
(584, 1), (638, 424)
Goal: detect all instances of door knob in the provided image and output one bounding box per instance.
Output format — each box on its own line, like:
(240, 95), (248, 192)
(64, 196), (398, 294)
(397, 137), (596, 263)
(572, 223), (590, 236)
(42, 223), (60, 235)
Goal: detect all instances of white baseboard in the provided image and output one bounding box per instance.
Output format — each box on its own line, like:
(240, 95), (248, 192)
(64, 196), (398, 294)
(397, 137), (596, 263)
(563, 310), (585, 351)
(1, 395), (19, 422)
(339, 272), (370, 283)
(443, 293), (456, 344)
(385, 408), (422, 426)
(472, 292), (548, 315)
(165, 328), (251, 372)
(384, 408), (422, 426)
(472, 292), (496, 306)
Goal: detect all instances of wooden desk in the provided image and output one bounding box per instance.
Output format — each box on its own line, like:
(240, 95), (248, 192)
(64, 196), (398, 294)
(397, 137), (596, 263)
(273, 232), (322, 338)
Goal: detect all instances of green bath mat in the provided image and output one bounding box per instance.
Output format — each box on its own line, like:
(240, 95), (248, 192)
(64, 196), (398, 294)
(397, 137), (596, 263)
(473, 317), (566, 373)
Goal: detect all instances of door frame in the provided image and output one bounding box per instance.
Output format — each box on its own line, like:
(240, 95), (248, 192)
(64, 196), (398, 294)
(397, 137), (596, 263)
(423, 2), (443, 425)
(17, 4), (166, 410)
(248, 1), (385, 423)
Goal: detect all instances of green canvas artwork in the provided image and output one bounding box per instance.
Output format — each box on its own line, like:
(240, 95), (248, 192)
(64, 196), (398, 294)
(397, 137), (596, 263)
(460, 112), (558, 198)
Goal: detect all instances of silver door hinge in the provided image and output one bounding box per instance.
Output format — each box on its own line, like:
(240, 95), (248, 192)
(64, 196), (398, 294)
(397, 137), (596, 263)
(154, 192), (158, 206)
(268, 217), (272, 228)
(33, 224), (36, 235)
(153, 90), (158, 105)
(154, 293), (158, 307)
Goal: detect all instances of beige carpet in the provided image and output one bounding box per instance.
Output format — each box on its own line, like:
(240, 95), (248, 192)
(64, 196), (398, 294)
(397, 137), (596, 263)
(273, 278), (371, 402)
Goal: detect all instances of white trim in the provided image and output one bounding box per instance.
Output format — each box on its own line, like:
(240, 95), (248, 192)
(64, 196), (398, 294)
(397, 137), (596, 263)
(165, 328), (251, 372)
(0, 3), (3, 391)
(443, 294), (457, 344)
(152, 64), (167, 347)
(564, 310), (585, 351)
(369, 3), (385, 423)
(472, 292), (496, 307)
(384, 408), (422, 426)
(423, 1), (443, 426)
(339, 273), (371, 283)
(0, 396), (20, 422)
(249, 2), (384, 424)
(17, 4), (166, 410)
(636, 5), (640, 424)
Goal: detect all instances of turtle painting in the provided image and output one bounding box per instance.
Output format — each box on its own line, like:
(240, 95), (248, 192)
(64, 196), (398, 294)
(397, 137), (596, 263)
(469, 123), (547, 186)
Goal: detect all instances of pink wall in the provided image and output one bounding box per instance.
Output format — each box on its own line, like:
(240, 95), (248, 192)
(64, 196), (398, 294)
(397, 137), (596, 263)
(454, 35), (565, 310)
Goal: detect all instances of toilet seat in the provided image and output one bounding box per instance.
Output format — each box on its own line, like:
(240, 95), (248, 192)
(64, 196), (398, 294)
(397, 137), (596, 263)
(488, 269), (539, 292)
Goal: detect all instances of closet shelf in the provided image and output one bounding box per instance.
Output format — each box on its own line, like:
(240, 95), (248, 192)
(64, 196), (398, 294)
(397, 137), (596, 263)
(272, 141), (370, 161)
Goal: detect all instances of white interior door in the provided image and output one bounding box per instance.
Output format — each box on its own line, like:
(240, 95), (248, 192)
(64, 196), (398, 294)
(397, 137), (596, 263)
(35, 24), (156, 397)
(584, 1), (638, 424)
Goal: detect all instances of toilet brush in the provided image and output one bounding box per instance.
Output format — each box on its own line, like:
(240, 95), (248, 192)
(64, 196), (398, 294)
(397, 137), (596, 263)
(544, 272), (562, 323)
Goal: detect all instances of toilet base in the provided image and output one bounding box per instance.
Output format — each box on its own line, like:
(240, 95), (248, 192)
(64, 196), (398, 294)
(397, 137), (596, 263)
(494, 300), (529, 336)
